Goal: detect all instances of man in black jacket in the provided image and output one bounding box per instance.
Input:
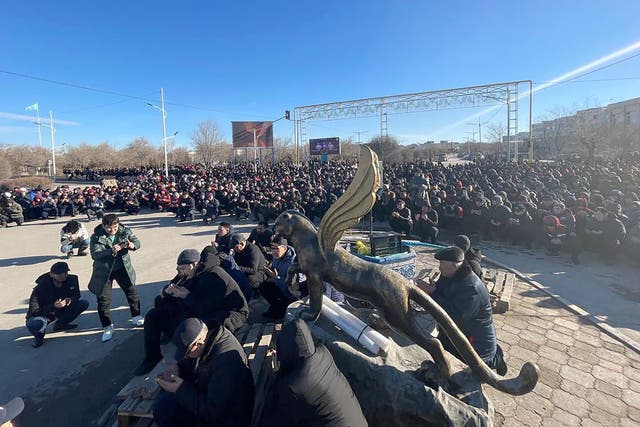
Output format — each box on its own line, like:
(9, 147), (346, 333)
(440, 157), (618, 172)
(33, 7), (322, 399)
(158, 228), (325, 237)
(413, 203), (439, 243)
(426, 247), (506, 375)
(26, 262), (90, 348)
(258, 319), (367, 427)
(389, 199), (412, 235)
(153, 318), (254, 427)
(134, 249), (249, 375)
(452, 234), (483, 279)
(230, 233), (268, 289)
(213, 222), (233, 254)
(177, 192), (196, 222)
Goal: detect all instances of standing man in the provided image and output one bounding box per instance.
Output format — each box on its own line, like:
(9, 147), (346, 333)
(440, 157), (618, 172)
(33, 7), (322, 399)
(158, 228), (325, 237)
(153, 318), (254, 427)
(26, 262), (90, 347)
(88, 214), (144, 342)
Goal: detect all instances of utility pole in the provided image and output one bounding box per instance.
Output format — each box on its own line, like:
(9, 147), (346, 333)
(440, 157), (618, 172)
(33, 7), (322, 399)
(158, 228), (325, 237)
(160, 88), (168, 177)
(49, 111), (56, 178)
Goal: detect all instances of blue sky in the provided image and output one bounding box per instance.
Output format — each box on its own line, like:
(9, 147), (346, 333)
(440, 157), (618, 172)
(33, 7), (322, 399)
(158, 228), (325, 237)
(1, 1), (640, 149)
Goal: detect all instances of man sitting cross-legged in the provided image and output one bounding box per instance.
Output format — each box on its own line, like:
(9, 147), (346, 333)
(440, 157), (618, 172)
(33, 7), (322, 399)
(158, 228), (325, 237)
(133, 249), (249, 376)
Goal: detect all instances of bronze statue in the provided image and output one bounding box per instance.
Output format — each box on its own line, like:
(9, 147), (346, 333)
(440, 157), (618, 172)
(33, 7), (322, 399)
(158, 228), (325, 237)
(275, 146), (539, 396)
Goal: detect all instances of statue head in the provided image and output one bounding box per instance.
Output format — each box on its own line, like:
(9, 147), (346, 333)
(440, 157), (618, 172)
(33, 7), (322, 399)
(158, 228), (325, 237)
(274, 211), (295, 238)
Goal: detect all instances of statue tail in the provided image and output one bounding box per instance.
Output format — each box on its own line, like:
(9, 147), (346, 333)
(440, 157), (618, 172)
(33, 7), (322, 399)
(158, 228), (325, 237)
(317, 147), (380, 260)
(408, 286), (539, 396)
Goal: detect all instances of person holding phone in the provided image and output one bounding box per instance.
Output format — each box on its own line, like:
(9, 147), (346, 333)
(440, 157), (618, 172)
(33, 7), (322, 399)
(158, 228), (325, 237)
(153, 318), (254, 427)
(26, 262), (90, 348)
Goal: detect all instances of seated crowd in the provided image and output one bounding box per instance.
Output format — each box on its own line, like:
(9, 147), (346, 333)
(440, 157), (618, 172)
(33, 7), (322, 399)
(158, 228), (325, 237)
(5, 155), (640, 266)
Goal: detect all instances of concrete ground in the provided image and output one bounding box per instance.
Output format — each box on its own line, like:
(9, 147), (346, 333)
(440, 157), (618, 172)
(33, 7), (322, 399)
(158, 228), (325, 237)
(0, 211), (258, 426)
(1, 210), (640, 426)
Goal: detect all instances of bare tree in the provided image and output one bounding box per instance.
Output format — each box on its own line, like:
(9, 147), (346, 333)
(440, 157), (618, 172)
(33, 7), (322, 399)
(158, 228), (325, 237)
(366, 135), (400, 162)
(486, 122), (506, 155)
(169, 147), (193, 166)
(191, 120), (228, 168)
(119, 137), (158, 167)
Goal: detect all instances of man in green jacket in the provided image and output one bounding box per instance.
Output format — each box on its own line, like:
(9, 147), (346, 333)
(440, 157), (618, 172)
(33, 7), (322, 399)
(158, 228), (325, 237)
(88, 214), (143, 342)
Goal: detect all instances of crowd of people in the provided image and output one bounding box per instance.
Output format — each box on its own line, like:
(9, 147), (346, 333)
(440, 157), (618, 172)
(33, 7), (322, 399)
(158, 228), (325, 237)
(16, 154), (640, 425)
(5, 154), (640, 266)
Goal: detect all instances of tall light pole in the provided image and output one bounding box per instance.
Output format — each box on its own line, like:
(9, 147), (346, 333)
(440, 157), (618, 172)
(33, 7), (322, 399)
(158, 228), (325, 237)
(465, 130), (476, 155)
(36, 112), (57, 178)
(147, 88), (169, 177)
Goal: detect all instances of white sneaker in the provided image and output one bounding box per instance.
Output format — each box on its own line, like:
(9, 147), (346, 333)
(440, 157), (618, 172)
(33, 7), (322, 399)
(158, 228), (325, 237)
(130, 315), (144, 327)
(101, 324), (114, 342)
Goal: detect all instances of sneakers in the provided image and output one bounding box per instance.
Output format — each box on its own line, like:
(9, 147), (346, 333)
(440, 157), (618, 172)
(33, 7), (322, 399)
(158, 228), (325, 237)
(53, 323), (78, 332)
(66, 251), (74, 259)
(33, 332), (45, 348)
(130, 315), (145, 327)
(133, 355), (163, 376)
(102, 324), (114, 342)
(77, 250), (88, 256)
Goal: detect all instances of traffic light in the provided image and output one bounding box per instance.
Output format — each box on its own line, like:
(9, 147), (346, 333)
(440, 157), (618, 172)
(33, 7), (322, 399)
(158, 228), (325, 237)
(285, 110), (290, 120)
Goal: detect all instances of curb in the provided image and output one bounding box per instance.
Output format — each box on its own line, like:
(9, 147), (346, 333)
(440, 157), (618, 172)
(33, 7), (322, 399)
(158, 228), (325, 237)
(483, 255), (640, 355)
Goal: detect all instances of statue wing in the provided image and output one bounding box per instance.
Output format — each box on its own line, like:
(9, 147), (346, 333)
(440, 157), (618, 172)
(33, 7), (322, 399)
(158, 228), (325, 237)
(318, 146), (380, 259)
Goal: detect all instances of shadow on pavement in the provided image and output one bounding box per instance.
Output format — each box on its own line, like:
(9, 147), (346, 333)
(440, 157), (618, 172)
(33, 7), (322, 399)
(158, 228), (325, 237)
(0, 255), (62, 268)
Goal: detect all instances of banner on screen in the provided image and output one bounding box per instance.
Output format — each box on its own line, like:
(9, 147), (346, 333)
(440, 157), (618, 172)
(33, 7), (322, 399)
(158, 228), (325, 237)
(232, 121), (274, 148)
(309, 137), (340, 155)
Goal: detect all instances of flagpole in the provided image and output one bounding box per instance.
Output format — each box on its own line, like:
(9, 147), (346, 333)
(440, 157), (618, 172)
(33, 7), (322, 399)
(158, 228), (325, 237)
(49, 111), (56, 179)
(36, 102), (42, 148)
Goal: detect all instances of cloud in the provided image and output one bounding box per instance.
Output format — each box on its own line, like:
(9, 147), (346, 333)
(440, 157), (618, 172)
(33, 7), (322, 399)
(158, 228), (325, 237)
(0, 111), (79, 126)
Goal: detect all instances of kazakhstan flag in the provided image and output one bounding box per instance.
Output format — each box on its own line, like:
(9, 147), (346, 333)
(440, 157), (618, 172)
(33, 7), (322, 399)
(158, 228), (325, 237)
(25, 103), (39, 112)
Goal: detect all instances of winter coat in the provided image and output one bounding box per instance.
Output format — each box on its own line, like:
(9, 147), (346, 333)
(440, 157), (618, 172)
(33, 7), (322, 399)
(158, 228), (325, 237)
(27, 273), (81, 321)
(88, 224), (140, 295)
(431, 262), (497, 363)
(465, 247), (483, 279)
(258, 319), (367, 427)
(176, 326), (255, 427)
(233, 241), (268, 275)
(174, 247), (249, 332)
(269, 246), (296, 295)
(60, 223), (90, 246)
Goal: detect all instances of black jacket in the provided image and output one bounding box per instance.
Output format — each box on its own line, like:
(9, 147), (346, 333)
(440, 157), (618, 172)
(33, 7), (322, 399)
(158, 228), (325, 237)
(169, 249), (249, 333)
(259, 319), (368, 427)
(176, 326), (255, 427)
(27, 273), (81, 321)
(233, 241), (268, 275)
(431, 262), (497, 363)
(465, 247), (483, 279)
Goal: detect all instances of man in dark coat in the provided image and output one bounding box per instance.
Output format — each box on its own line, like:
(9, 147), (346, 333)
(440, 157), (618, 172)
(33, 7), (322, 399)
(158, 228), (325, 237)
(389, 199), (412, 235)
(259, 237), (297, 320)
(213, 222), (233, 254)
(452, 234), (483, 279)
(428, 246), (506, 375)
(413, 203), (439, 243)
(134, 248), (249, 375)
(231, 233), (268, 289)
(26, 262), (90, 347)
(247, 220), (274, 259)
(177, 192), (196, 222)
(153, 318), (254, 427)
(258, 319), (367, 427)
(88, 214), (143, 342)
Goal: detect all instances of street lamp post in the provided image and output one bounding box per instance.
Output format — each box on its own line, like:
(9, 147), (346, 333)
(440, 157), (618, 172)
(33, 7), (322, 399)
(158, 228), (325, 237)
(35, 111), (57, 178)
(147, 88), (169, 177)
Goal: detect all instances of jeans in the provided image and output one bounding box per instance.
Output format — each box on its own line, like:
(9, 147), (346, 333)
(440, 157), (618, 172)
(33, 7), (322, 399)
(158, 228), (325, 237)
(26, 299), (90, 336)
(60, 238), (90, 255)
(97, 268), (141, 327)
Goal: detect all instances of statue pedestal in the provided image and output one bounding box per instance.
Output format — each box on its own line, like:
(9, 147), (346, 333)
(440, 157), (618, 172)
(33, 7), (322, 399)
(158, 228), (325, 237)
(286, 301), (494, 427)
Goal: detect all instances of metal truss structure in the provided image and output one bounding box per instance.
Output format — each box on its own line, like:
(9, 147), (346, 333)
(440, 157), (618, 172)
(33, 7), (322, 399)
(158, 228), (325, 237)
(293, 80), (533, 162)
